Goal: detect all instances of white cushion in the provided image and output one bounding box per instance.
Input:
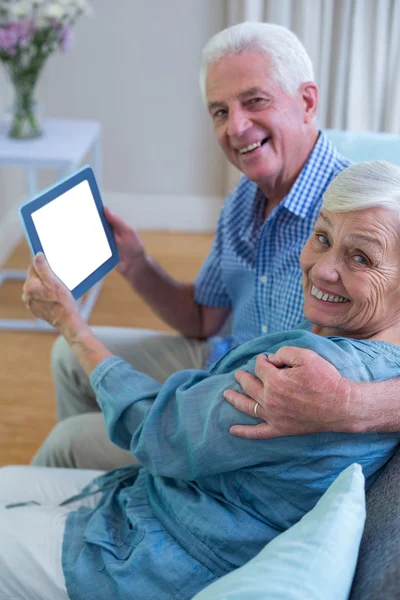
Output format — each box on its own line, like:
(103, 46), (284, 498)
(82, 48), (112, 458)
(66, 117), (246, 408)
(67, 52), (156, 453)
(193, 463), (366, 600)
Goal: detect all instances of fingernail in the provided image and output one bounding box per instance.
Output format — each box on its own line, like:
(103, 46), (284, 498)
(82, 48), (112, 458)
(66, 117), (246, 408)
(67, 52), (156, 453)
(36, 252), (44, 263)
(268, 354), (275, 360)
(223, 391), (230, 400)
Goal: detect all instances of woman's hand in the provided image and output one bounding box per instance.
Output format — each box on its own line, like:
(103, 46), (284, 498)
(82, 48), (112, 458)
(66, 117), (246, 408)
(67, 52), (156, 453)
(22, 253), (80, 331)
(223, 347), (354, 439)
(104, 207), (145, 282)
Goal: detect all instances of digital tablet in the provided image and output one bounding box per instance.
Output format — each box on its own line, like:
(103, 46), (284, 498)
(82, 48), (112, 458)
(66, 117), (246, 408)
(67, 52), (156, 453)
(19, 165), (120, 300)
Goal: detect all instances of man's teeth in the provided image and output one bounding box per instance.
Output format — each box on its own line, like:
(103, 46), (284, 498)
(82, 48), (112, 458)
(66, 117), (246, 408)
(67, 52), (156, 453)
(239, 141), (262, 154)
(311, 285), (349, 303)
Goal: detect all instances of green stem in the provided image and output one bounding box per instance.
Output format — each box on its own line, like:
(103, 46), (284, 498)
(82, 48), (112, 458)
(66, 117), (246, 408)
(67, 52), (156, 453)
(9, 81), (42, 139)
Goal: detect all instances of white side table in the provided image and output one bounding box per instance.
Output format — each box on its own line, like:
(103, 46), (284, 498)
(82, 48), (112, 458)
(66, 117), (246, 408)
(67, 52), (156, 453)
(0, 117), (103, 332)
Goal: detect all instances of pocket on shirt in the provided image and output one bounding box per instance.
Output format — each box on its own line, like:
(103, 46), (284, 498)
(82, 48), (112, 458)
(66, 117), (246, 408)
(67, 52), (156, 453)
(99, 524), (219, 599)
(83, 511), (142, 570)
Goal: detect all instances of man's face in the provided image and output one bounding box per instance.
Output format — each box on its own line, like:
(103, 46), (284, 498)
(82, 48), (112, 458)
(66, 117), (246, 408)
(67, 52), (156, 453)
(206, 51), (317, 191)
(300, 207), (400, 338)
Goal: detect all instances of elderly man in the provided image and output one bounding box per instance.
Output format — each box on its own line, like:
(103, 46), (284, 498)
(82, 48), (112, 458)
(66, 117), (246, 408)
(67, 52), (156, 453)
(33, 21), (354, 470)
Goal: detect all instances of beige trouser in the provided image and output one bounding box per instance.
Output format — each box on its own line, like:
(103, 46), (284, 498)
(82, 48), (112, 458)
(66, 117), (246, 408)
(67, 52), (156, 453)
(31, 327), (210, 470)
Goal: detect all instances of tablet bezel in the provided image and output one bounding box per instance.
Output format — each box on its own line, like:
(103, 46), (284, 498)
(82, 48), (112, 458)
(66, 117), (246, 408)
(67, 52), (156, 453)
(19, 165), (120, 300)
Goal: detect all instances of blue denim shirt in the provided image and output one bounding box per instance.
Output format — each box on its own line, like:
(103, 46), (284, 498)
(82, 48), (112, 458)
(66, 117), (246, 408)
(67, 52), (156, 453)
(62, 329), (400, 600)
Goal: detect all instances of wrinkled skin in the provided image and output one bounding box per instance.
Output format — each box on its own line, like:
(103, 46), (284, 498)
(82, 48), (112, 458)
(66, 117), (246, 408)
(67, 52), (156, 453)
(225, 206), (400, 438)
(206, 51), (318, 203)
(22, 253), (79, 330)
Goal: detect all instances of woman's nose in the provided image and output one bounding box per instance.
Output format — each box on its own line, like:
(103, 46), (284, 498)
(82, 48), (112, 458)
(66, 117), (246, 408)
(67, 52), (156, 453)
(312, 255), (340, 282)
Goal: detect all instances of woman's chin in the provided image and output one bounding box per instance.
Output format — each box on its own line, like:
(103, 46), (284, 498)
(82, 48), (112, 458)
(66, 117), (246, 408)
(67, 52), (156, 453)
(304, 306), (337, 329)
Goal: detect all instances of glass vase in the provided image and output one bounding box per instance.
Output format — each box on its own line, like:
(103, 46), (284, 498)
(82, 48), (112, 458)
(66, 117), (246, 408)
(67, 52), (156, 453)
(8, 82), (42, 140)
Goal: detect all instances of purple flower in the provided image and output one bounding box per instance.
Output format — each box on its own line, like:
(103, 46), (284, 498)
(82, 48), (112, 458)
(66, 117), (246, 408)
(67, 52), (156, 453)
(0, 21), (34, 55)
(59, 26), (74, 53)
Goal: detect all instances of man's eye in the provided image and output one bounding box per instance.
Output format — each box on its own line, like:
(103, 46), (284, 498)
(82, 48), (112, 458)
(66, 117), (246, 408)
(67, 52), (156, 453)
(248, 97), (265, 106)
(213, 109), (227, 118)
(317, 234), (329, 245)
(354, 254), (368, 265)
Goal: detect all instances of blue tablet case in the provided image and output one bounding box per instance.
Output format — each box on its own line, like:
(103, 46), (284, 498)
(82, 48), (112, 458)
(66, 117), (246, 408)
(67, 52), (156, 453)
(19, 165), (120, 300)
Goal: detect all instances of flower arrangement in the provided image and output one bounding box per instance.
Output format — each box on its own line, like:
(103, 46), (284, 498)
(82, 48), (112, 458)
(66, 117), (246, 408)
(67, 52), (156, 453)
(0, 0), (92, 139)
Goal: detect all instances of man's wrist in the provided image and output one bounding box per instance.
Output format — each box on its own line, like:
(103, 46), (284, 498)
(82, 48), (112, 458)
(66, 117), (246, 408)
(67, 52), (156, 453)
(336, 378), (367, 433)
(339, 379), (386, 434)
(121, 250), (148, 286)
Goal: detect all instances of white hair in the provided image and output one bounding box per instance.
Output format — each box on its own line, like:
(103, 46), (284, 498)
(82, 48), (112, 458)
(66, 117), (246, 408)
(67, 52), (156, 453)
(323, 161), (400, 214)
(199, 21), (315, 102)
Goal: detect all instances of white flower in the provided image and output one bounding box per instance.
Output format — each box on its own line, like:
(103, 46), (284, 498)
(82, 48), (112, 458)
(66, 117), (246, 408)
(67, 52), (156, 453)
(10, 3), (29, 18)
(62, 0), (93, 16)
(44, 3), (67, 20)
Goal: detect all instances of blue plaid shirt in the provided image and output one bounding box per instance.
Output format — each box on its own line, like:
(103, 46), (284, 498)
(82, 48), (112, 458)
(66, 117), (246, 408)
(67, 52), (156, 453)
(195, 132), (351, 364)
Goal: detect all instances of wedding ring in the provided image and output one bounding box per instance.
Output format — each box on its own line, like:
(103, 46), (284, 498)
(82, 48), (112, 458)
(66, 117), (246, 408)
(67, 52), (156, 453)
(254, 402), (260, 418)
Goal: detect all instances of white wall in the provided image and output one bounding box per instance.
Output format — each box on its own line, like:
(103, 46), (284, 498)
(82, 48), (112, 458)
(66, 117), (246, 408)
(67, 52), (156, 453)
(0, 0), (227, 265)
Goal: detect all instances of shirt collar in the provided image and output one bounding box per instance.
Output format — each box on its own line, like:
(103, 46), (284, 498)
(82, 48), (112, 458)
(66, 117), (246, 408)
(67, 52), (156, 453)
(240, 131), (338, 242)
(281, 131), (338, 218)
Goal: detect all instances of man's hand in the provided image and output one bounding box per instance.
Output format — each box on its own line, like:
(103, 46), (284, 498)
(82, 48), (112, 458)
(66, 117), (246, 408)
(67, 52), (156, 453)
(104, 207), (145, 282)
(223, 347), (355, 439)
(22, 253), (80, 330)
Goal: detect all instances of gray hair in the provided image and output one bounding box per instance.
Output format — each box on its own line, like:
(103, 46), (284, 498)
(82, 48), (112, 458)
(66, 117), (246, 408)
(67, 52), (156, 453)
(323, 161), (400, 213)
(199, 21), (315, 102)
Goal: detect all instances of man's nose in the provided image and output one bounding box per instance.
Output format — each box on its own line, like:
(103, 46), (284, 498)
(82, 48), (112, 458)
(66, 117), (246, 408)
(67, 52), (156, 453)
(226, 108), (252, 137)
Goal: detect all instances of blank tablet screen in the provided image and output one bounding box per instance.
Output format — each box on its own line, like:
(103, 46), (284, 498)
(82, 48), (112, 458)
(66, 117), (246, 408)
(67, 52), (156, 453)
(31, 180), (112, 291)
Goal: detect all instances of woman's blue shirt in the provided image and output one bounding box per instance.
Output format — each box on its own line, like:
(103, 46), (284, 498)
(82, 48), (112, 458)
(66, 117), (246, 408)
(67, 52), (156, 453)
(62, 329), (400, 599)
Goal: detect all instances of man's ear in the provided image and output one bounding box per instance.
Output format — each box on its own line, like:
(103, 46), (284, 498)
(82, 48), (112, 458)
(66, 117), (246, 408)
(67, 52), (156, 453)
(301, 82), (318, 123)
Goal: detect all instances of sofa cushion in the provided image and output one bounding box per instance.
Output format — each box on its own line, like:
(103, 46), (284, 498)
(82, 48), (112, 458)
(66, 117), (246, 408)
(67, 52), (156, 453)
(350, 446), (400, 600)
(193, 464), (366, 600)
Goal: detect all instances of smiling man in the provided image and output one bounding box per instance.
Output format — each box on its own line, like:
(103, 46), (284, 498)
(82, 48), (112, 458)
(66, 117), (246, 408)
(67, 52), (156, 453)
(194, 23), (351, 365)
(32, 22), (352, 470)
(205, 52), (319, 216)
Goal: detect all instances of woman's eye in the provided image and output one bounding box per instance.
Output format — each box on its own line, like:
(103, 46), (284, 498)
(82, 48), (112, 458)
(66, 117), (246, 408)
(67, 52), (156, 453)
(354, 254), (368, 265)
(317, 234), (329, 245)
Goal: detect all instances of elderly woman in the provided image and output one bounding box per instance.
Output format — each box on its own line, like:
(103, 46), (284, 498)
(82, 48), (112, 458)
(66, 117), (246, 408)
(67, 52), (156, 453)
(1, 160), (400, 600)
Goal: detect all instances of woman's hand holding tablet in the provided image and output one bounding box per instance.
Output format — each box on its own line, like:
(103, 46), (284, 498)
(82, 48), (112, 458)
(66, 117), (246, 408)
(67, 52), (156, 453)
(22, 252), (83, 331)
(19, 165), (120, 301)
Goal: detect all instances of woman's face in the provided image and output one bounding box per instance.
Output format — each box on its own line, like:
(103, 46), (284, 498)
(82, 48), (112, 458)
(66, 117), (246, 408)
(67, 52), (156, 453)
(300, 207), (400, 338)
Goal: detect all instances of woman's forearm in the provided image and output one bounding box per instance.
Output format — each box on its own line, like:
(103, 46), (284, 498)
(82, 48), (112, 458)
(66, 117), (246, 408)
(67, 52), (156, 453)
(351, 378), (400, 433)
(58, 314), (113, 376)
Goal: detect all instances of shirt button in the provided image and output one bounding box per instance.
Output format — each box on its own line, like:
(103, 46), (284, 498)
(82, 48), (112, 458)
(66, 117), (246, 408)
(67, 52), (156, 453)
(259, 275), (268, 284)
(261, 325), (268, 334)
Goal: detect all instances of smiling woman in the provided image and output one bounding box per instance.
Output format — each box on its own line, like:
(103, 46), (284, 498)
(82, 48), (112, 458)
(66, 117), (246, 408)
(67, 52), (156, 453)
(301, 161), (400, 342)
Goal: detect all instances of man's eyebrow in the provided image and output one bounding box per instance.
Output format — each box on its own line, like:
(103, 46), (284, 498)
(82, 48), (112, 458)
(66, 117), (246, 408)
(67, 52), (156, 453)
(207, 88), (269, 112)
(238, 87), (268, 99)
(207, 100), (225, 112)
